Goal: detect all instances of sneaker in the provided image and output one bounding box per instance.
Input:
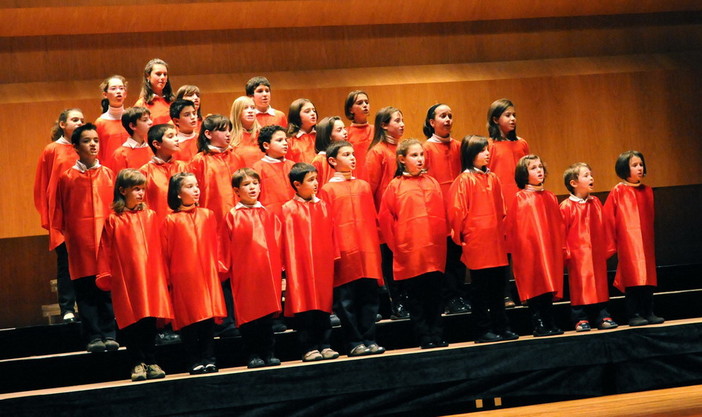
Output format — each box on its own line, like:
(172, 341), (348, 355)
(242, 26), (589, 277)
(366, 343), (386, 355)
(62, 311), (76, 324)
(189, 363), (206, 375)
(104, 338), (119, 351)
(504, 296), (516, 308)
(320, 348), (339, 360)
(87, 338), (106, 353)
(575, 320), (591, 332)
(204, 363), (218, 373)
(146, 364), (166, 379)
(348, 344), (370, 357)
(247, 356), (265, 369)
(475, 331), (503, 343)
(645, 314), (665, 325)
(629, 315), (649, 327)
(131, 363), (147, 381)
(330, 314), (341, 327)
(598, 318), (619, 330)
(302, 350), (323, 362)
(444, 297), (469, 315)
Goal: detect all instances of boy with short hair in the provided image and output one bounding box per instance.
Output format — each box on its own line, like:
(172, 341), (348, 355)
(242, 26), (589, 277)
(109, 107), (153, 172)
(252, 125), (295, 217)
(245, 76), (288, 128)
(170, 99), (199, 162)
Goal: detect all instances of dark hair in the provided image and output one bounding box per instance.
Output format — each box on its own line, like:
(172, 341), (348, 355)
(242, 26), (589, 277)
(198, 114), (232, 153)
(169, 99), (196, 121)
(460, 135), (489, 171)
(232, 167), (261, 188)
(487, 98), (517, 141)
(112, 169), (146, 214)
(99, 75), (127, 113)
(315, 116), (343, 153)
(515, 154), (547, 189)
(344, 90), (368, 121)
(175, 85), (203, 121)
(245, 76), (271, 96)
(369, 106), (402, 151)
(258, 125), (286, 153)
(393, 138), (422, 177)
(325, 140), (353, 168)
(147, 124), (175, 154)
(71, 123), (98, 147)
(287, 98), (315, 137)
(422, 103), (446, 138)
(563, 162), (591, 194)
(140, 58), (174, 104)
(167, 172), (196, 211)
(121, 107), (151, 136)
(615, 150), (646, 180)
(51, 108), (83, 142)
(288, 162), (317, 191)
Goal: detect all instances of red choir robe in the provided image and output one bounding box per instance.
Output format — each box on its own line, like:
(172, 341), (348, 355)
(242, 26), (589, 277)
(219, 202), (283, 325)
(319, 174), (383, 287)
(33, 138), (77, 249)
(311, 152), (335, 186)
(161, 207), (227, 330)
(505, 187), (565, 301)
(378, 173), (447, 281)
(52, 162), (114, 279)
(487, 138), (530, 211)
(256, 108), (288, 128)
(281, 195), (337, 316)
(109, 139), (152, 173)
(139, 157), (188, 224)
(96, 208), (174, 329)
(95, 116), (129, 167)
(346, 123), (373, 181)
(173, 133), (199, 163)
(134, 96), (171, 125)
(447, 169), (509, 270)
(234, 130), (263, 168)
(424, 136), (462, 208)
(252, 156), (295, 217)
(189, 148), (243, 227)
(560, 195), (611, 305)
(603, 182), (657, 291)
(287, 130), (316, 163)
(365, 141), (398, 212)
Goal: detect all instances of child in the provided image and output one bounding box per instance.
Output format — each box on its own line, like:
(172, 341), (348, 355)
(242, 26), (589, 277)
(561, 163), (618, 331)
(423, 103), (469, 315)
(252, 125), (295, 217)
(604, 151), (662, 326)
(245, 76), (288, 127)
(312, 116), (348, 185)
(220, 168), (283, 368)
(52, 123), (117, 352)
(162, 173), (227, 374)
(34, 108), (85, 323)
(378, 139), (448, 349)
(229, 95), (263, 167)
(170, 99), (200, 162)
(505, 155), (565, 337)
(281, 163), (339, 361)
(139, 124), (187, 223)
(176, 84), (202, 133)
(448, 136), (518, 343)
(109, 107), (153, 171)
(286, 98), (318, 163)
(96, 169), (172, 381)
(134, 58), (174, 125)
(344, 90), (372, 180)
(318, 141), (385, 356)
(96, 75), (129, 165)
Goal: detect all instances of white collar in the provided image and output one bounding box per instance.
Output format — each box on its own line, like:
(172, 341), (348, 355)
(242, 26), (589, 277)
(385, 136), (397, 145)
(295, 128), (315, 138)
(463, 167), (490, 174)
(328, 172), (355, 182)
(622, 181), (643, 187)
(235, 201), (264, 210)
(402, 170), (426, 177)
(255, 107), (277, 117)
(427, 134), (450, 144)
(525, 184), (545, 192)
(73, 159), (101, 173)
(122, 137), (149, 149)
(568, 194), (591, 203)
(151, 155), (170, 165)
(261, 155), (284, 164)
(350, 122), (369, 127)
(177, 131), (197, 141)
(56, 136), (71, 146)
(293, 194), (320, 203)
(100, 106), (124, 121)
(207, 145), (228, 153)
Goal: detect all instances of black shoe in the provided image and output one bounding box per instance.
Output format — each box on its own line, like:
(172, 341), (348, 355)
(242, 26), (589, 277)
(87, 338), (106, 353)
(475, 332), (503, 343)
(366, 343), (386, 354)
(263, 355), (281, 366)
(247, 356), (265, 369)
(629, 316), (649, 326)
(645, 314), (664, 325)
(549, 326), (564, 335)
(444, 297), (469, 315)
(204, 363), (218, 373)
(375, 313), (383, 322)
(155, 329), (181, 345)
(330, 314), (341, 327)
(434, 339), (449, 347)
(390, 303), (409, 320)
(500, 330), (519, 341)
(104, 338), (120, 351)
(533, 319), (551, 337)
(272, 319), (288, 333)
(189, 363), (206, 375)
(214, 326), (240, 338)
(420, 341), (437, 349)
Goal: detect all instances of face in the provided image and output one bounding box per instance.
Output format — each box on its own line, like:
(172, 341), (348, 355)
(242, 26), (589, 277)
(383, 111), (404, 139)
(75, 129), (99, 163)
(264, 131), (288, 159)
(571, 167), (594, 196)
(103, 78), (126, 108)
(330, 120), (348, 142)
(131, 114), (153, 138)
(494, 106), (516, 136)
(627, 156), (645, 183)
(429, 105), (453, 138)
(182, 92), (200, 111)
(527, 158), (545, 185)
(399, 143), (425, 175)
(252, 85), (270, 111)
(473, 146), (490, 168)
(330, 146), (356, 172)
(175, 106), (198, 133)
(60, 110), (85, 139)
(295, 171), (318, 200)
(299, 102), (317, 131)
(235, 175), (261, 206)
(206, 128), (231, 149)
(148, 64), (168, 95)
(154, 128), (179, 157)
(178, 176), (200, 206)
(350, 94), (370, 123)
(121, 184), (145, 209)
(240, 98), (257, 128)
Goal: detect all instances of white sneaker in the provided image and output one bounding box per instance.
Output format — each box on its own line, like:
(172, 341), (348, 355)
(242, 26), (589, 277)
(62, 312), (76, 323)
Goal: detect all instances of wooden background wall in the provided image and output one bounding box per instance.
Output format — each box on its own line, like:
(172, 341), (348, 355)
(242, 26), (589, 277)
(1, 1), (701, 327)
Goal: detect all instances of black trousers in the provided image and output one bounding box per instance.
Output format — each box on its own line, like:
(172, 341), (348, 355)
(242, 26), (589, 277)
(73, 275), (115, 343)
(333, 278), (380, 350)
(442, 238), (467, 302)
(625, 285), (656, 319)
(571, 302), (610, 324)
(216, 279), (237, 333)
(295, 310), (332, 354)
(181, 318), (216, 366)
(404, 272), (444, 346)
(239, 314), (275, 359)
(380, 244), (403, 305)
(122, 317), (157, 366)
(470, 266), (509, 334)
(527, 292), (556, 326)
(55, 243), (75, 315)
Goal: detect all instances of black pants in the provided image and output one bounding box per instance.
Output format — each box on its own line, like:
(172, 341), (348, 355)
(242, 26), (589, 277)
(527, 292), (556, 327)
(625, 285), (656, 319)
(380, 244), (403, 305)
(442, 238), (467, 302)
(122, 317), (157, 366)
(470, 266), (509, 334)
(181, 318), (216, 367)
(295, 310), (332, 354)
(239, 314), (275, 359)
(55, 243), (75, 315)
(404, 272), (444, 346)
(215, 279), (237, 334)
(571, 302), (610, 324)
(73, 275), (115, 343)
(333, 278), (380, 350)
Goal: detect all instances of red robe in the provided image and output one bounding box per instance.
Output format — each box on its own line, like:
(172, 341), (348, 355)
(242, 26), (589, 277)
(220, 203), (283, 325)
(256, 108), (287, 128)
(252, 157), (295, 217)
(319, 176), (383, 287)
(161, 207), (227, 330)
(505, 188), (565, 301)
(95, 116), (129, 168)
(365, 141), (398, 212)
(134, 96), (171, 125)
(33, 139), (77, 249)
(346, 124), (373, 181)
(560, 196), (611, 305)
(97, 209), (174, 329)
(139, 157), (188, 224)
(189, 149), (243, 227)
(281, 196), (336, 316)
(448, 170), (509, 270)
(234, 130), (263, 168)
(424, 137), (462, 208)
(173, 134), (199, 163)
(110, 142), (152, 173)
(603, 183), (657, 291)
(312, 152), (335, 186)
(487, 138), (530, 211)
(287, 131), (316, 163)
(378, 174), (447, 280)
(53, 164), (114, 279)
